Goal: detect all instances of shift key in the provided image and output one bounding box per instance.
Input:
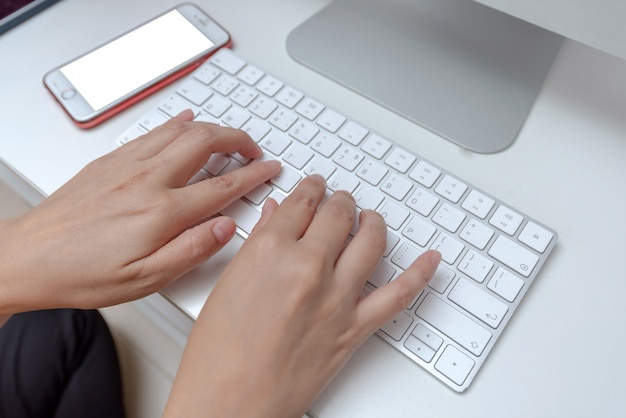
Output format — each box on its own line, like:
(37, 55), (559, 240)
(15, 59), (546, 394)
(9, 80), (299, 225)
(416, 294), (492, 356)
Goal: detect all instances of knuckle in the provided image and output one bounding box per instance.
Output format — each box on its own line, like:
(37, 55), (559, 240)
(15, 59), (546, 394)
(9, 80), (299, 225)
(394, 279), (417, 310)
(210, 172), (238, 191)
(289, 188), (321, 211)
(360, 211), (387, 252)
(323, 194), (355, 223)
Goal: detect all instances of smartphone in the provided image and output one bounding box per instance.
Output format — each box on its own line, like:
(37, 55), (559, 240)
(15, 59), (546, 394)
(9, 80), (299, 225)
(43, 3), (231, 128)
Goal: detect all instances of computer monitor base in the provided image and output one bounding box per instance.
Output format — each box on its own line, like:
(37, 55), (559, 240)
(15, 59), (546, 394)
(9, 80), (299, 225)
(286, 0), (563, 153)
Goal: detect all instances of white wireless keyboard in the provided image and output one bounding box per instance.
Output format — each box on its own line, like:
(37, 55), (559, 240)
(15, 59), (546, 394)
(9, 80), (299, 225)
(117, 48), (557, 392)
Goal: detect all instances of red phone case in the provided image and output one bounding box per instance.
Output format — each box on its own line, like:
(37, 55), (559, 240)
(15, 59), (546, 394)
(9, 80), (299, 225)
(48, 40), (233, 129)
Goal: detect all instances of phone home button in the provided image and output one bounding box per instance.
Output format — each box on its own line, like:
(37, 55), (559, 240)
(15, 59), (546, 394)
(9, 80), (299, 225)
(61, 88), (76, 100)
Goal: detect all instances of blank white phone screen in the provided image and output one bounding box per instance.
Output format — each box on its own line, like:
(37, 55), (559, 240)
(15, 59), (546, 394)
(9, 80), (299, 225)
(60, 10), (214, 111)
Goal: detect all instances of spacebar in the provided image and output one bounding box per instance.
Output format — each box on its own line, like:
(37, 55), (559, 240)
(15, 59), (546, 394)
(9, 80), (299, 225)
(220, 199), (261, 236)
(416, 294), (492, 356)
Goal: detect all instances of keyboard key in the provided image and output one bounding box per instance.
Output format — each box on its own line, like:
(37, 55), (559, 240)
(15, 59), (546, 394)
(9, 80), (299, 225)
(230, 85), (258, 107)
(385, 147), (416, 173)
(409, 161), (441, 188)
(430, 233), (464, 265)
(487, 267), (524, 302)
(138, 109), (169, 131)
(391, 242), (422, 270)
(237, 64), (265, 85)
(328, 170), (360, 194)
(416, 294), (492, 356)
(461, 189), (495, 219)
(203, 154), (230, 176)
(212, 74), (239, 96)
(429, 264), (455, 294)
(211, 49), (246, 74)
(459, 219), (494, 250)
(241, 118), (271, 142)
(270, 166), (302, 193)
(220, 199), (261, 236)
(361, 134), (392, 159)
(290, 120), (319, 144)
(366, 261), (396, 287)
(435, 345), (475, 386)
(269, 108), (298, 131)
(333, 146), (364, 171)
(221, 107), (250, 128)
(458, 250), (494, 283)
(204, 95), (231, 117)
(283, 144), (314, 170)
(338, 121), (368, 145)
(304, 156), (336, 179)
(435, 175), (467, 203)
(256, 74), (284, 96)
(433, 203), (466, 233)
(402, 216), (436, 247)
(449, 278), (508, 328)
(276, 86), (304, 108)
(159, 95), (196, 117)
(405, 335), (436, 362)
(244, 183), (273, 205)
(518, 221), (554, 253)
(380, 311), (413, 341)
(354, 186), (384, 210)
(488, 235), (539, 278)
(194, 64), (221, 85)
(261, 132), (292, 156)
(249, 97), (278, 119)
(381, 173), (413, 201)
(176, 79), (213, 106)
(316, 109), (346, 133)
(356, 159), (388, 186)
(296, 97), (325, 120)
(489, 205), (523, 235)
(311, 132), (341, 157)
(406, 188), (439, 217)
(412, 323), (444, 350)
(379, 200), (410, 230)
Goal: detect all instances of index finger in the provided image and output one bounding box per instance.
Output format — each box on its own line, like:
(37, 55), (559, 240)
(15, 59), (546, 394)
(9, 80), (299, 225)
(354, 250), (441, 342)
(118, 109), (196, 160)
(155, 123), (263, 187)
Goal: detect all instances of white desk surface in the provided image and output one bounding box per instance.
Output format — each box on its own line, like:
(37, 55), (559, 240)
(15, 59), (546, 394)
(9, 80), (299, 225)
(2, 0), (626, 416)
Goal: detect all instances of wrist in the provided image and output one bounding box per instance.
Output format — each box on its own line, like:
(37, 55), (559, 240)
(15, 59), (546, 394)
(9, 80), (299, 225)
(0, 215), (41, 315)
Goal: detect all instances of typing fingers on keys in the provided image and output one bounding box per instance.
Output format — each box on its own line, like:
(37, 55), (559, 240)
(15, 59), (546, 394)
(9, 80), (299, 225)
(156, 124), (264, 188)
(117, 109), (197, 159)
(258, 174), (327, 240)
(334, 209), (387, 293)
(300, 189), (357, 260)
(179, 158), (281, 225)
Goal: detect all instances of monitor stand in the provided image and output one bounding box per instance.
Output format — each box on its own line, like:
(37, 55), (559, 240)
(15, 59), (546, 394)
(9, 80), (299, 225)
(286, 0), (563, 153)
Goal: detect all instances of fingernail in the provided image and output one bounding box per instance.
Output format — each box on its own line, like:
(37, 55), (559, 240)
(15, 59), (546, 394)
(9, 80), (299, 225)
(307, 173), (326, 185)
(212, 218), (235, 244)
(264, 159), (282, 170)
(175, 108), (194, 120)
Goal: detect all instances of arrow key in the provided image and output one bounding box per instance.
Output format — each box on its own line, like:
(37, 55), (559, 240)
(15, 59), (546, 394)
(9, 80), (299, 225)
(435, 345), (475, 386)
(380, 311), (413, 341)
(405, 335), (436, 362)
